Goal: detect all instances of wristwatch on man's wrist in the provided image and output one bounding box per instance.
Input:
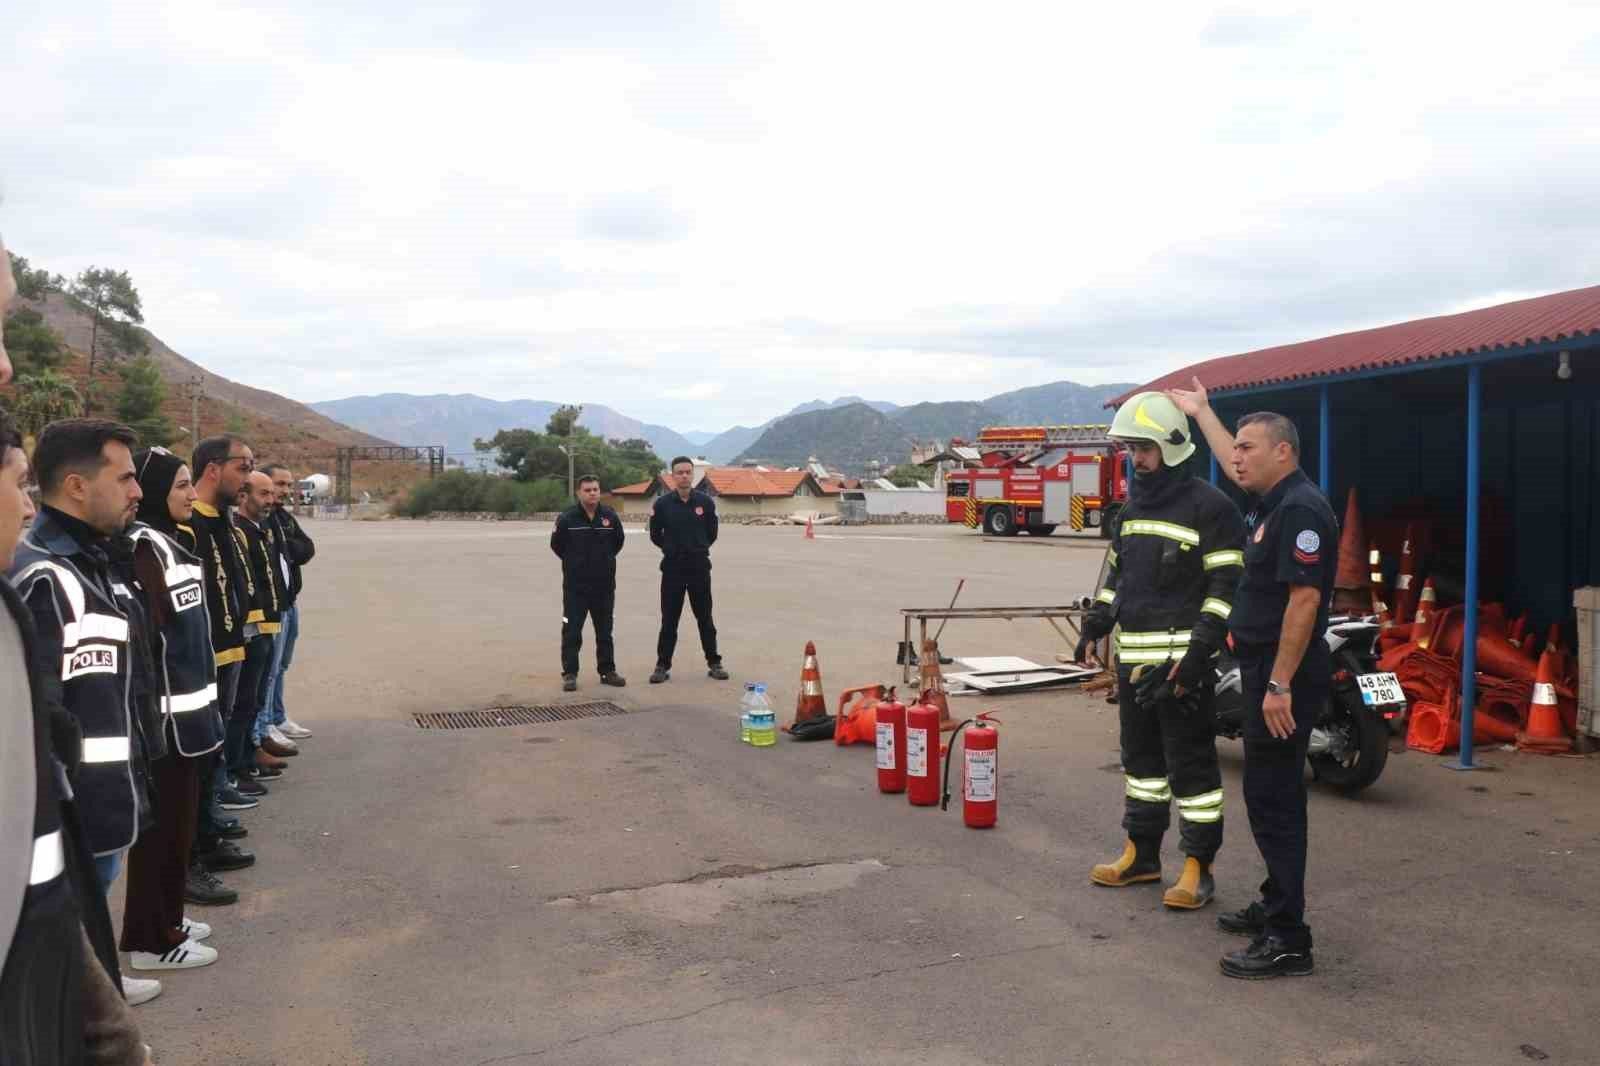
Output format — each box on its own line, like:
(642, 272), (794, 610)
(1266, 680), (1289, 696)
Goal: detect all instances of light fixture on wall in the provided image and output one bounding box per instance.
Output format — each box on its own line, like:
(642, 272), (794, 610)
(1557, 350), (1573, 381)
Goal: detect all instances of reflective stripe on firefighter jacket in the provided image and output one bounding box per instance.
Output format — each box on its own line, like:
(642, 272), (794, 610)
(1093, 473), (1246, 666)
(189, 502), (248, 666)
(126, 524), (225, 758)
(8, 511), (139, 857)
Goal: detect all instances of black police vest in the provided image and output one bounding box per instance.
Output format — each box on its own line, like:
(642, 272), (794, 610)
(10, 543), (139, 857)
(129, 524), (225, 758)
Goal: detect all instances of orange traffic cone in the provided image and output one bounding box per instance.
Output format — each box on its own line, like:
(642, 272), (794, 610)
(804, 517), (815, 540)
(785, 641), (827, 732)
(1406, 690), (1457, 754)
(1410, 579), (1437, 646)
(1393, 526), (1418, 624)
(1472, 700), (1521, 744)
(1332, 490), (1369, 613)
(1477, 628), (1539, 683)
(1369, 543), (1392, 625)
(1517, 649), (1573, 754)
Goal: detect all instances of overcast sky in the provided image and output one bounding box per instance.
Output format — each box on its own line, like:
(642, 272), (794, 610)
(5, 2), (1599, 432)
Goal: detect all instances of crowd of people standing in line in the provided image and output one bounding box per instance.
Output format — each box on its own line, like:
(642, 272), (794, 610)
(1, 246), (320, 1065)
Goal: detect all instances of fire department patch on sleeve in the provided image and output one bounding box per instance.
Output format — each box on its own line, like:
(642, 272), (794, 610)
(694, 507), (704, 516)
(1293, 529), (1321, 565)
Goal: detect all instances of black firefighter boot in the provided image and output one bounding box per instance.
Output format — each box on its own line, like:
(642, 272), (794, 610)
(1162, 856), (1216, 910)
(1089, 836), (1162, 887)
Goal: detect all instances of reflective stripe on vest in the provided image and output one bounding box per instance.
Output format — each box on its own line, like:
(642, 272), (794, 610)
(164, 682), (218, 715)
(1121, 519), (1199, 546)
(30, 830), (66, 885)
(1096, 588), (1116, 605)
(62, 613), (130, 650)
(80, 736), (131, 764)
(1201, 598), (1232, 619)
(1119, 630), (1192, 664)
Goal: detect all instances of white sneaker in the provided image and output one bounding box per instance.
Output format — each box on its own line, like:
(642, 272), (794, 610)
(129, 938), (218, 971)
(121, 976), (163, 1004)
(280, 719), (313, 739)
(181, 917), (211, 941)
(266, 725), (299, 752)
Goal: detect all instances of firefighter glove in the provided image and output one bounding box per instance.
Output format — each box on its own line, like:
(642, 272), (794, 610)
(1131, 663), (1175, 710)
(1172, 645), (1216, 694)
(1079, 607), (1114, 645)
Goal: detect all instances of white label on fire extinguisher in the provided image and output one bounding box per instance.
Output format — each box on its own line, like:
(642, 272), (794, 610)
(907, 728), (928, 777)
(965, 748), (996, 802)
(876, 723), (896, 769)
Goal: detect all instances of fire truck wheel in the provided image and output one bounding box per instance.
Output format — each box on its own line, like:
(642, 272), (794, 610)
(983, 506), (1016, 536)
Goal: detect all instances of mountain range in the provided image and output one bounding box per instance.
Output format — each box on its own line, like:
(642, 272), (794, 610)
(312, 382), (1135, 473)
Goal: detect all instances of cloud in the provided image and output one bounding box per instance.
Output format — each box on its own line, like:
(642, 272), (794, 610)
(2, 0), (1599, 430)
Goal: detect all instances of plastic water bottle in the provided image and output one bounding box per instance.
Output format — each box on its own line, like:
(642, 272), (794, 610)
(749, 683), (777, 747)
(739, 683), (756, 744)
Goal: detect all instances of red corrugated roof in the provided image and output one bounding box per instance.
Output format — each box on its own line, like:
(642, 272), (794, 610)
(1113, 283), (1600, 404)
(610, 480), (656, 496)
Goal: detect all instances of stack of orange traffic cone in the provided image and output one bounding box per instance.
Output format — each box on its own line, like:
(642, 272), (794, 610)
(804, 516), (815, 540)
(1393, 525), (1419, 624)
(785, 641), (827, 732)
(1369, 543), (1393, 626)
(1516, 649), (1573, 754)
(1410, 579), (1437, 647)
(1332, 489), (1369, 614)
(918, 638), (954, 731)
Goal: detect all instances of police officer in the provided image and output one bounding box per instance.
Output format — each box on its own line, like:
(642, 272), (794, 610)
(1169, 377), (1338, 980)
(1076, 393), (1244, 911)
(649, 457), (728, 684)
(550, 475), (626, 692)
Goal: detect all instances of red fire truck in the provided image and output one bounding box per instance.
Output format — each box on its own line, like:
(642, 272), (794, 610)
(943, 424), (1128, 537)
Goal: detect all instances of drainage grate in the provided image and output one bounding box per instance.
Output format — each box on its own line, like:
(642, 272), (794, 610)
(413, 701), (631, 730)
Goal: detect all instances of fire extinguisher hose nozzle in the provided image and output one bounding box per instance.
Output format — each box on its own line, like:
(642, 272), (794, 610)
(940, 718), (975, 813)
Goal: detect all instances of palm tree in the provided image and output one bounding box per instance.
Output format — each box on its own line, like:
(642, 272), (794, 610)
(13, 370), (84, 437)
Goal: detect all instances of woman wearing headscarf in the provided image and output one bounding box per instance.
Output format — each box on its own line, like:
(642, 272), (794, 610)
(114, 448), (229, 973)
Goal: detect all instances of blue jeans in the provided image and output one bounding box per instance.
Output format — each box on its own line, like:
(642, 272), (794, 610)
(254, 605), (298, 741)
(94, 850), (126, 894)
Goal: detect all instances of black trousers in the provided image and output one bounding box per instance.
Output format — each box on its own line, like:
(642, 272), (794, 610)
(562, 584), (616, 677)
(655, 570), (719, 669)
(197, 660), (242, 849)
(1117, 665), (1224, 862)
(1236, 641), (1328, 950)
(121, 753), (201, 953)
(225, 636), (272, 777)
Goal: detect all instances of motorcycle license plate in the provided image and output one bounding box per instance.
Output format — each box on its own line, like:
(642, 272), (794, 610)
(1357, 672), (1404, 706)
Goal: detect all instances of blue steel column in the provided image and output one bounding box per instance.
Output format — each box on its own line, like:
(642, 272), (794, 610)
(1448, 365), (1482, 770)
(1319, 384), (1331, 494)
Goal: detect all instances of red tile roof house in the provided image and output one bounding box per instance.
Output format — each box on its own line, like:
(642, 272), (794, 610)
(610, 467), (837, 518)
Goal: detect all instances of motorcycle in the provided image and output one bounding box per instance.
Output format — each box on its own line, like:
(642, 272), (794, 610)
(1213, 617), (1405, 794)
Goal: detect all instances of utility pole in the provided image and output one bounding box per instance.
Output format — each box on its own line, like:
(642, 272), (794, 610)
(558, 444), (575, 498)
(187, 375), (204, 442)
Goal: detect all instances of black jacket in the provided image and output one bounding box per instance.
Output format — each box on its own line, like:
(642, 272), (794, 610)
(8, 507), (146, 857)
(0, 577), (124, 1065)
(1091, 468), (1246, 668)
(649, 491), (718, 573)
(190, 500), (249, 666)
(551, 504), (624, 588)
(235, 513), (283, 635)
(267, 508), (314, 605)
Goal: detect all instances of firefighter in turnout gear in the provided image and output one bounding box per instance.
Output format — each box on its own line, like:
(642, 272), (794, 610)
(1075, 392), (1246, 910)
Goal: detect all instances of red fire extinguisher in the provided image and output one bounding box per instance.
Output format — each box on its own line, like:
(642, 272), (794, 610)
(876, 690), (907, 794)
(906, 698), (941, 806)
(941, 713), (999, 828)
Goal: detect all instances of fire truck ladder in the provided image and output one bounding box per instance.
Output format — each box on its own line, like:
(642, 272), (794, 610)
(971, 424), (1113, 451)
